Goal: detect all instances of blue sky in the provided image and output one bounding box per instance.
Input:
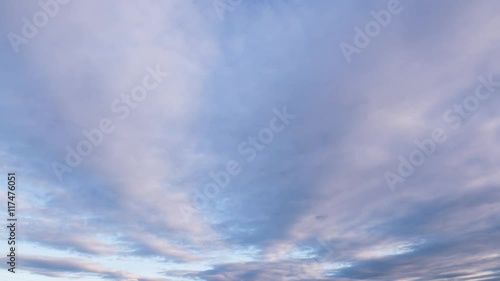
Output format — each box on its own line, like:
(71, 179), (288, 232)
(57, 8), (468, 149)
(1, 0), (500, 280)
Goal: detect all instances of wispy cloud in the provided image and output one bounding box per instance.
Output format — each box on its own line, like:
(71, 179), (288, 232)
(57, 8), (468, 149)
(1, 0), (500, 280)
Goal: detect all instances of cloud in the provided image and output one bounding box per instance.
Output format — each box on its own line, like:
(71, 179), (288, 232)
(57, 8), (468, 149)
(21, 255), (172, 281)
(0, 0), (500, 280)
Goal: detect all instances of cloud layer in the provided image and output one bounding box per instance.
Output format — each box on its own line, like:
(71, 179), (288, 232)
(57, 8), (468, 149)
(1, 0), (500, 280)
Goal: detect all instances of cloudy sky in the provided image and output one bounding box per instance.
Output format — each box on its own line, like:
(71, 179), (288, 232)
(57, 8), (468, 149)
(1, 0), (500, 280)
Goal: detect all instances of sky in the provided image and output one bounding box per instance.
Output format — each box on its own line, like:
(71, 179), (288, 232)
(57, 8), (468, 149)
(0, 0), (500, 280)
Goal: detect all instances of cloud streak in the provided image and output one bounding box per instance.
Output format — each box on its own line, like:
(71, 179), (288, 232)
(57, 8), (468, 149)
(1, 0), (500, 280)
